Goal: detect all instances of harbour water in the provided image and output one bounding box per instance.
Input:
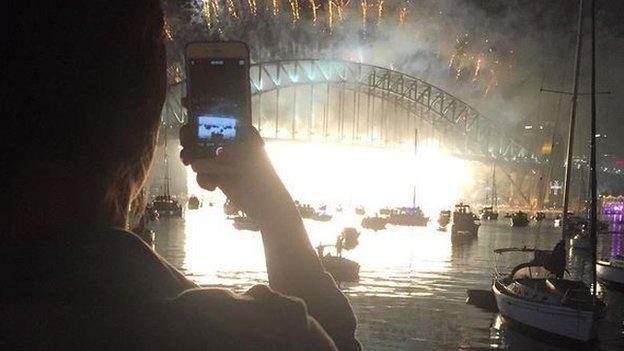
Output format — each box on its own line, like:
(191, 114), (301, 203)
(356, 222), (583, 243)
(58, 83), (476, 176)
(153, 207), (624, 350)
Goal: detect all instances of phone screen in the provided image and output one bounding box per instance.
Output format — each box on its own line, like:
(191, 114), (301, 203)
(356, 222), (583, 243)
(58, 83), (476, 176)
(187, 57), (250, 145)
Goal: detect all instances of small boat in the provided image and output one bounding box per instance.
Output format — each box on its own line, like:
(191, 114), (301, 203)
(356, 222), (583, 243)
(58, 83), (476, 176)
(317, 228), (361, 282)
(387, 207), (428, 227)
(311, 212), (333, 222)
(532, 211), (546, 222)
(151, 195), (182, 217)
(437, 210), (451, 228)
(321, 256), (360, 282)
(450, 203), (480, 240)
(361, 215), (387, 231)
(296, 202), (316, 219)
(187, 195), (201, 210)
(510, 211), (529, 227)
(480, 206), (499, 220)
(596, 256), (624, 288)
(492, 245), (599, 342)
(232, 214), (260, 232)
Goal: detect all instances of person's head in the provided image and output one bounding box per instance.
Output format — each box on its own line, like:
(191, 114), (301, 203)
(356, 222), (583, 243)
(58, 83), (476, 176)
(3, 1), (166, 232)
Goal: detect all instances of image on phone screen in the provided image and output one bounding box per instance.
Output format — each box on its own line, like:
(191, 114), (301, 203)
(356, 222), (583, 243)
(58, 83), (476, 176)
(197, 115), (238, 141)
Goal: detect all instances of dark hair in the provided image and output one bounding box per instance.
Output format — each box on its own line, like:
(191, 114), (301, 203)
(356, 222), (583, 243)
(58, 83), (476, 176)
(2, 1), (166, 230)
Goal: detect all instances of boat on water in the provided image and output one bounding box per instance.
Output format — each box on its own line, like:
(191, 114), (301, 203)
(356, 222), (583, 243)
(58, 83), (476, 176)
(510, 211), (529, 227)
(596, 256), (624, 288)
(317, 228), (361, 282)
(311, 211), (333, 222)
(361, 215), (387, 231)
(532, 211), (546, 222)
(187, 195), (201, 210)
(321, 256), (360, 282)
(492, 245), (599, 343)
(296, 202), (316, 219)
(151, 195), (183, 217)
(437, 210), (451, 229)
(480, 206), (499, 220)
(387, 207), (428, 227)
(232, 214), (260, 232)
(355, 206), (366, 216)
(152, 126), (182, 217)
(450, 203), (480, 240)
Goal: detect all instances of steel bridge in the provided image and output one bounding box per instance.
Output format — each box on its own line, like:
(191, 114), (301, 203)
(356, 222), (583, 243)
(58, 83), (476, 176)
(164, 59), (537, 165)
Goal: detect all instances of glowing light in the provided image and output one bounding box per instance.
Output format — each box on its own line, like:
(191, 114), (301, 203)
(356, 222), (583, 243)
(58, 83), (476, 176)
(361, 0), (368, 30)
(289, 0), (300, 22)
(398, 7), (407, 25)
(309, 0), (319, 23)
(264, 140), (473, 217)
(225, 0), (239, 19)
(272, 0), (280, 17)
(247, 0), (257, 16)
(376, 0), (384, 26)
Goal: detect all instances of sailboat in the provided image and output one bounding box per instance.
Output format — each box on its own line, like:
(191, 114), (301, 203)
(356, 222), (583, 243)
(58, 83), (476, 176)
(493, 0), (602, 342)
(596, 256), (624, 288)
(481, 161), (499, 220)
(150, 127), (182, 217)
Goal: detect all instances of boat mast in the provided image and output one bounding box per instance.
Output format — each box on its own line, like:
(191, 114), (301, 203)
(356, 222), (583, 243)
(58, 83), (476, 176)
(492, 159), (498, 209)
(412, 128), (418, 207)
(589, 0), (598, 298)
(163, 120), (171, 198)
(562, 0), (585, 240)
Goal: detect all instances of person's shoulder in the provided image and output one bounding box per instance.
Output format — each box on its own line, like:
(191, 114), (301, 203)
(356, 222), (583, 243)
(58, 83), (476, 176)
(167, 285), (337, 350)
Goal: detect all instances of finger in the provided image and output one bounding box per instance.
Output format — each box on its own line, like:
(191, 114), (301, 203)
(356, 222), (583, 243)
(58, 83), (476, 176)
(179, 124), (193, 147)
(196, 173), (218, 191)
(191, 158), (238, 176)
(180, 148), (193, 166)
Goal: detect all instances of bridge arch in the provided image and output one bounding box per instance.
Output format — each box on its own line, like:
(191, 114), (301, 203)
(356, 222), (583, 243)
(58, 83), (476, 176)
(162, 59), (536, 164)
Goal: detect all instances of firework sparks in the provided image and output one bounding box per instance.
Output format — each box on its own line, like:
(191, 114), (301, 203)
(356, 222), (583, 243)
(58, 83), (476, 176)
(376, 0), (384, 26)
(226, 0), (239, 19)
(289, 0), (301, 22)
(247, 0), (257, 16)
(309, 0), (319, 23)
(202, 0), (221, 29)
(163, 17), (174, 41)
(327, 0), (334, 32)
(398, 7), (407, 25)
(361, 0), (368, 30)
(272, 0), (280, 17)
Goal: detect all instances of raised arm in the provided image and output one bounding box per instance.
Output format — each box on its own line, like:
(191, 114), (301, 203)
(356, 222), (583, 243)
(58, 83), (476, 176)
(180, 126), (360, 351)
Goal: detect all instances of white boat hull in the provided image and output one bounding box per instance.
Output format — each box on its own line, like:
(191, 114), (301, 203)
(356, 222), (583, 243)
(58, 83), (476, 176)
(596, 261), (624, 286)
(492, 282), (596, 342)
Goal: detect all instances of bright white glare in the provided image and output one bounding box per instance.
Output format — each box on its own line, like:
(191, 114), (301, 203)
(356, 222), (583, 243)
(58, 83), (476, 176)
(265, 139), (473, 217)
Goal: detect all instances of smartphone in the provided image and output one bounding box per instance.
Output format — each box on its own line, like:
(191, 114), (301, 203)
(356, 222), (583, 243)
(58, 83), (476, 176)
(184, 41), (251, 158)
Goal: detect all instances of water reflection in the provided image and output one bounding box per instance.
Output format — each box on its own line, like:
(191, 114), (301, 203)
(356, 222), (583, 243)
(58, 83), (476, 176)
(154, 141), (623, 350)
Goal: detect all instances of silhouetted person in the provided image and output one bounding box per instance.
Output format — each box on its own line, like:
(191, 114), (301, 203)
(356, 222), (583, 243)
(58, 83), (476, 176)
(545, 240), (567, 279)
(2, 2), (359, 350)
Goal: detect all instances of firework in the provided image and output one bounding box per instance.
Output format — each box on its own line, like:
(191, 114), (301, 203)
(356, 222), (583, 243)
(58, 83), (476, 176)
(361, 0), (367, 30)
(247, 0), (257, 16)
(398, 7), (407, 25)
(309, 0), (319, 23)
(272, 0), (280, 17)
(226, 0), (239, 19)
(289, 0), (301, 22)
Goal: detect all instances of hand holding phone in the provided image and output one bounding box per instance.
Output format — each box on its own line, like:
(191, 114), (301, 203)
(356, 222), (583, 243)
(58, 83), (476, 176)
(184, 41), (251, 159)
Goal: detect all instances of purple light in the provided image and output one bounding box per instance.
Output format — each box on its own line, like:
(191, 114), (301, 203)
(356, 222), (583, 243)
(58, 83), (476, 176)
(602, 202), (624, 215)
